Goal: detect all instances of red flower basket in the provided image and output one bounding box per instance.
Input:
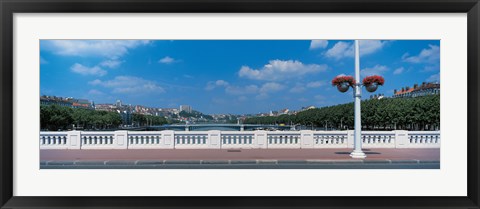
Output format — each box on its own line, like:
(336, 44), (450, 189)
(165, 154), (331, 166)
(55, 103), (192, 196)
(332, 75), (356, 93)
(331, 75), (356, 86)
(362, 75), (385, 86)
(362, 75), (385, 92)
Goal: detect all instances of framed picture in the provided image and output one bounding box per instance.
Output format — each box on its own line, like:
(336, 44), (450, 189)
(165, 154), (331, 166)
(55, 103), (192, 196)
(1, 0), (479, 208)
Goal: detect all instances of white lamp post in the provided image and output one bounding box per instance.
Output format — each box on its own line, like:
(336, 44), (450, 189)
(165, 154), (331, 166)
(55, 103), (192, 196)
(350, 40), (366, 159)
(331, 40), (384, 159)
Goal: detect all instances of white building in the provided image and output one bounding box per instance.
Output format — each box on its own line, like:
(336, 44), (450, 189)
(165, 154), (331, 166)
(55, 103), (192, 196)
(180, 105), (192, 113)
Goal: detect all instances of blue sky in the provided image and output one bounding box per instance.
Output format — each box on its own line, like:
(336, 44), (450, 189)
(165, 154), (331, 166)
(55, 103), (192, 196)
(40, 40), (440, 114)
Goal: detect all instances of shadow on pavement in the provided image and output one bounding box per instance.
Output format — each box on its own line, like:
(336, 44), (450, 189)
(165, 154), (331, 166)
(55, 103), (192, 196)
(335, 152), (381, 155)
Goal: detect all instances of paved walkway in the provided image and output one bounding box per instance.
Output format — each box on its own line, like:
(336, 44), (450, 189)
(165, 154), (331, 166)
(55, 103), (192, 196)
(41, 148), (439, 161)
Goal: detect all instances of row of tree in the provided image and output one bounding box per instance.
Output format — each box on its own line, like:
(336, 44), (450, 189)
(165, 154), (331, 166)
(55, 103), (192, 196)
(131, 113), (169, 127)
(41, 105), (122, 131)
(40, 105), (169, 131)
(244, 95), (440, 131)
(178, 110), (214, 120)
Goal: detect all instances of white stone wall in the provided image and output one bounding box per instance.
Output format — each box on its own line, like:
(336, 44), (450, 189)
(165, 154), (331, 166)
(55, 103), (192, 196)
(39, 130), (441, 150)
(313, 131), (349, 148)
(39, 132), (69, 150)
(266, 131), (302, 149)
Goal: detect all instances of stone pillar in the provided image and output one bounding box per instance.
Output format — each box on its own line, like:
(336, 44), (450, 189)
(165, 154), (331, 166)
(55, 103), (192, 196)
(346, 130), (355, 148)
(300, 130), (314, 149)
(114, 130), (129, 149)
(208, 130), (221, 149)
(254, 131), (268, 149)
(394, 130), (408, 148)
(67, 131), (81, 150)
(162, 130), (175, 149)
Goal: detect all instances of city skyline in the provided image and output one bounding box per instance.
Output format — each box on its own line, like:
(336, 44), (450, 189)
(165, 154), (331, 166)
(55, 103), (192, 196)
(40, 40), (440, 114)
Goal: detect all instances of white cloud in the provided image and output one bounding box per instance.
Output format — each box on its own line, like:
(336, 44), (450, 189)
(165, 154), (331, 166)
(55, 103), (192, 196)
(225, 85), (259, 95)
(423, 65), (439, 72)
(324, 41), (353, 59)
(289, 85), (306, 93)
(402, 45), (440, 64)
(88, 89), (104, 95)
(393, 67), (405, 75)
(298, 97), (309, 102)
(310, 40), (328, 50)
(212, 98), (227, 105)
(205, 80), (230, 90)
(361, 65), (388, 77)
(206, 80), (284, 99)
(324, 40), (388, 60)
(100, 59), (123, 68)
(40, 57), (48, 64)
(360, 40), (388, 55)
(89, 76), (165, 94)
(216, 81), (284, 97)
(256, 93), (269, 100)
(259, 82), (285, 94)
(314, 95), (325, 100)
(89, 79), (102, 85)
(426, 73), (440, 82)
(306, 81), (326, 88)
(70, 63), (107, 76)
(215, 80), (229, 86)
(238, 96), (248, 102)
(313, 95), (326, 105)
(238, 60), (327, 81)
(159, 56), (177, 64)
(42, 40), (150, 59)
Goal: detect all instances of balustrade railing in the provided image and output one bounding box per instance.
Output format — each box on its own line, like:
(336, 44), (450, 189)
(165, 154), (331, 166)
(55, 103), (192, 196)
(40, 130), (440, 150)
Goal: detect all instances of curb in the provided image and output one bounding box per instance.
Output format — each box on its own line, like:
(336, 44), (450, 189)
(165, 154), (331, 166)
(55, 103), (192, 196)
(41, 159), (440, 166)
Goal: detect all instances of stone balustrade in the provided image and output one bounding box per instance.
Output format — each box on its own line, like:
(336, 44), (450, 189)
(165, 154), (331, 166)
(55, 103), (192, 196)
(39, 130), (440, 150)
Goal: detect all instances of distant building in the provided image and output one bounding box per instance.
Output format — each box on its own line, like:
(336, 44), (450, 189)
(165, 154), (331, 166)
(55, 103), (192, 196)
(180, 105), (192, 113)
(71, 99), (93, 109)
(40, 96), (72, 107)
(40, 95), (93, 109)
(269, 110), (279, 116)
(369, 94), (385, 100)
(116, 99), (122, 107)
(393, 82), (440, 98)
(280, 108), (289, 115)
(95, 104), (117, 112)
(118, 110), (132, 126)
(299, 106), (316, 112)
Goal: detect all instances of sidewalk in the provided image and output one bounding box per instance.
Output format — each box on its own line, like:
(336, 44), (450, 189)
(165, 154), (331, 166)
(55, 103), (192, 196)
(40, 149), (440, 163)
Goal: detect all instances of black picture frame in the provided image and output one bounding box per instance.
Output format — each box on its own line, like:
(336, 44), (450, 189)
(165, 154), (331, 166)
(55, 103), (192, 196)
(1, 0), (479, 208)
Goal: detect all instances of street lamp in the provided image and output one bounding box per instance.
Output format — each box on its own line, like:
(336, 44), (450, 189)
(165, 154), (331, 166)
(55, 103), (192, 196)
(351, 40), (366, 158)
(331, 40), (385, 159)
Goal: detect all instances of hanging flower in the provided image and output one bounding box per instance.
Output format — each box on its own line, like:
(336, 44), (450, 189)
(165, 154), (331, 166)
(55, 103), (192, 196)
(331, 75), (356, 87)
(362, 75), (385, 86)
